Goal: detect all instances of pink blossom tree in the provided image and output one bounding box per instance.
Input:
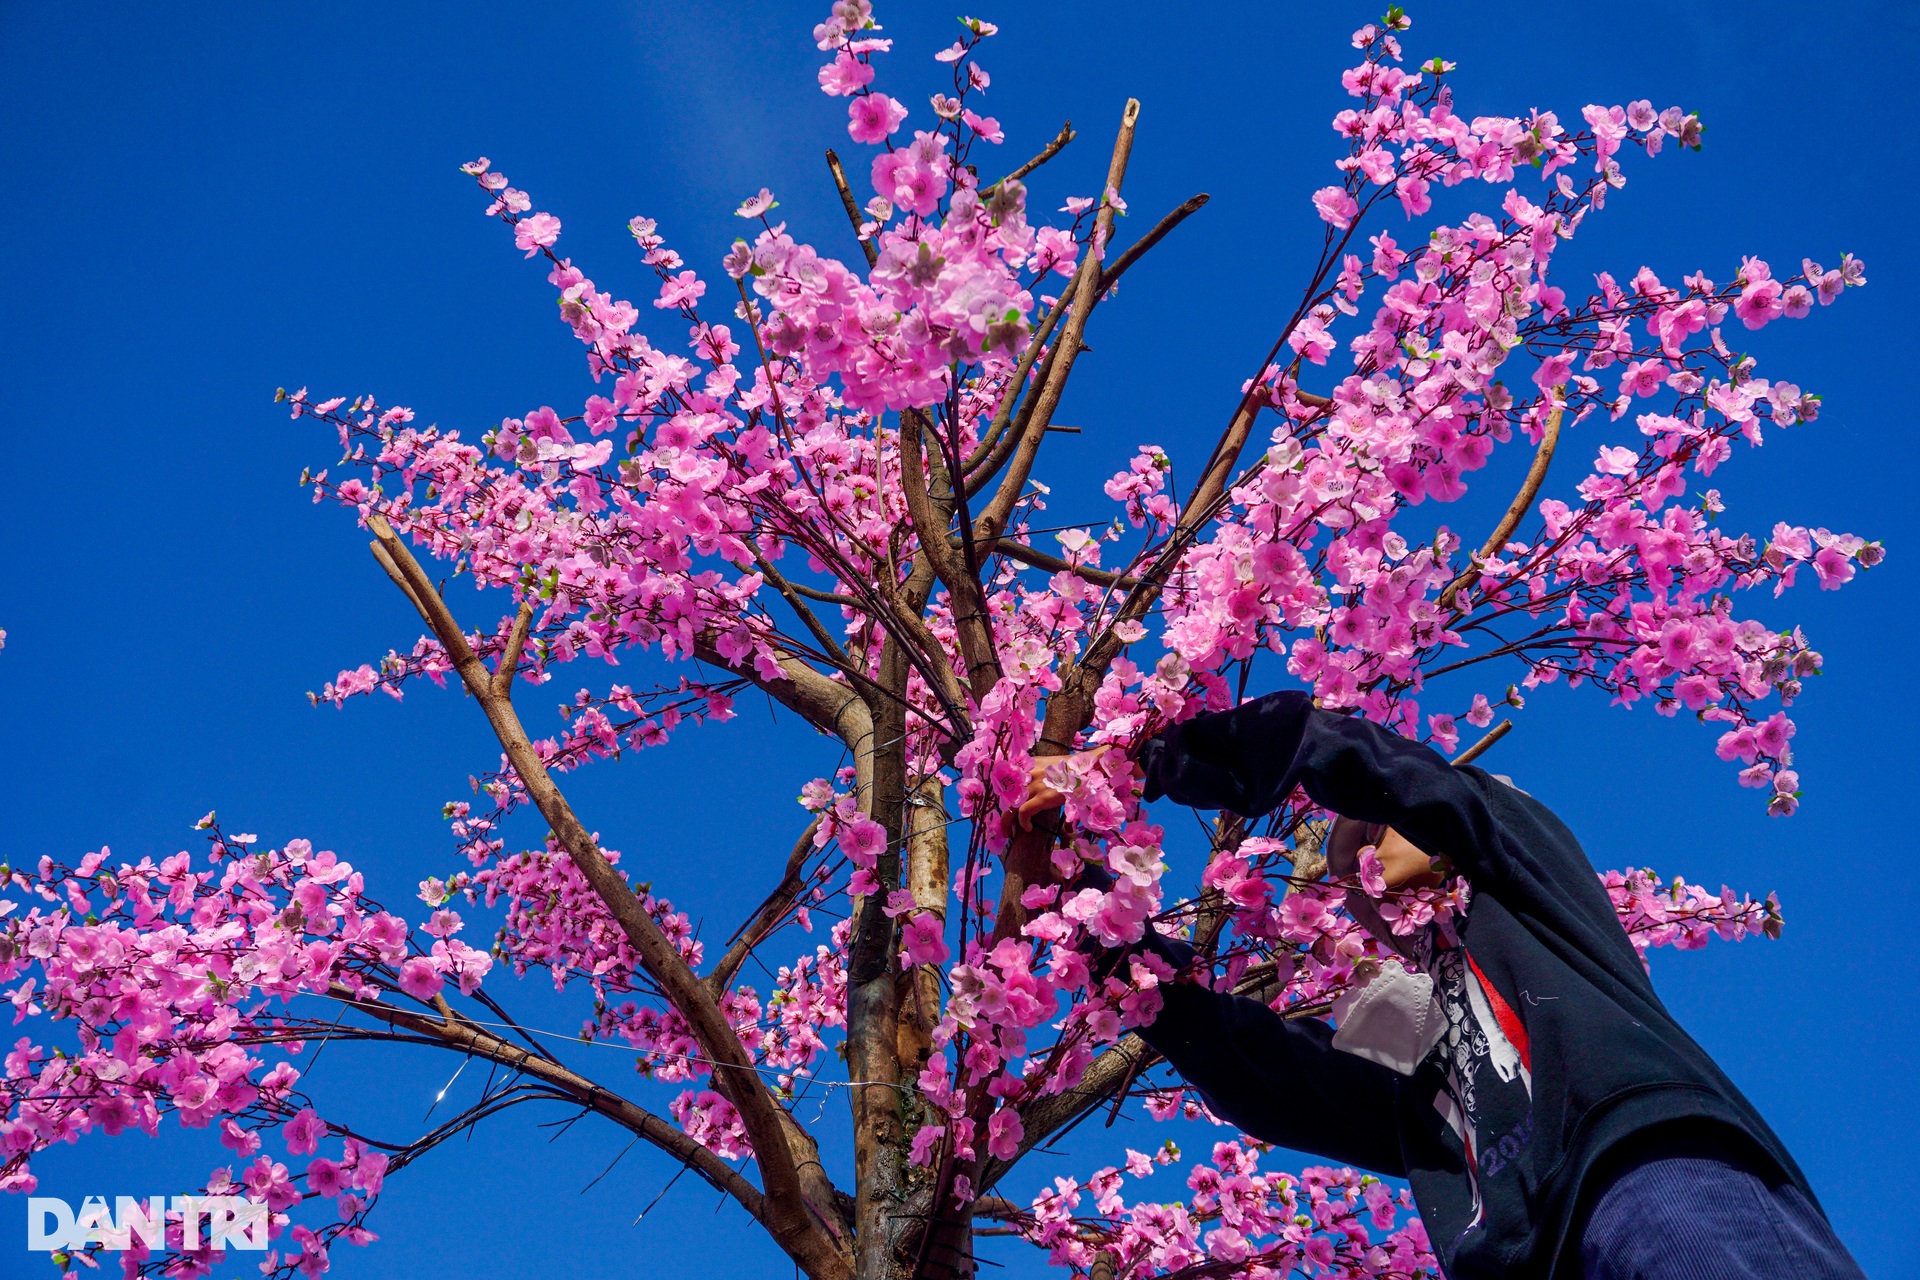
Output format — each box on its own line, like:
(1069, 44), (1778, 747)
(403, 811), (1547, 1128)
(2, 6), (1874, 1278)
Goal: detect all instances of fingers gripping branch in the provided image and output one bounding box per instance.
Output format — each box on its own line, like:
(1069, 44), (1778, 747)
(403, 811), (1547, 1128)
(363, 518), (849, 1280)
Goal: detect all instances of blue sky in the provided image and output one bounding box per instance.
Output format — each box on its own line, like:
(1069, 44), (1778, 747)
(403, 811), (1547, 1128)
(2, 1), (1914, 1276)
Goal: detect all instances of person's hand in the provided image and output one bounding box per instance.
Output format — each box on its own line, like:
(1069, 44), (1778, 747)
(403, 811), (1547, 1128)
(1012, 744), (1139, 832)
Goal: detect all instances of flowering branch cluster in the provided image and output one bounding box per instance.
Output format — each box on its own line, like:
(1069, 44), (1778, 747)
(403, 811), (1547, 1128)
(0, 823), (462, 1276)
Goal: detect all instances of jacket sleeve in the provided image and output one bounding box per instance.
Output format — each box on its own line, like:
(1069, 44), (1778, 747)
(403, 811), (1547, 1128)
(1140, 980), (1408, 1177)
(1138, 690), (1511, 883)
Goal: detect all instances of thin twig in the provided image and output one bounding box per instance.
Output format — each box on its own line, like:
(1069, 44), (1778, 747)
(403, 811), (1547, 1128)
(582, 1133), (643, 1194)
(635, 1162), (694, 1224)
(707, 817), (825, 996)
(755, 551), (855, 669)
(304, 1009), (346, 1072)
(953, 535), (1140, 588)
(987, 120), (1075, 192)
(423, 1054), (473, 1122)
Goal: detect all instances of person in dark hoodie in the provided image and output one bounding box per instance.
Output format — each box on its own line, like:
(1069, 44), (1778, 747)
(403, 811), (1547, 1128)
(1016, 690), (1864, 1280)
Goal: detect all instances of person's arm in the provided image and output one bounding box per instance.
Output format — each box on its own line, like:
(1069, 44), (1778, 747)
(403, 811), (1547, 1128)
(1139, 690), (1510, 883)
(1141, 979), (1408, 1177)
(1067, 862), (1403, 1173)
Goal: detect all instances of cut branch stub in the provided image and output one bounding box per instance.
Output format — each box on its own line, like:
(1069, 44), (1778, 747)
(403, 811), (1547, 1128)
(825, 149), (879, 270)
(988, 119), (1075, 193)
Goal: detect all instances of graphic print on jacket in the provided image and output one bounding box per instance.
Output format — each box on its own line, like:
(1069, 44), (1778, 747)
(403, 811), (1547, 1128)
(1336, 881), (1538, 1240)
(1418, 935), (1534, 1235)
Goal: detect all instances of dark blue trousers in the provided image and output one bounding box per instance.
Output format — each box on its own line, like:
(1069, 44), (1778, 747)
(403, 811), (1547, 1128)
(1579, 1150), (1865, 1279)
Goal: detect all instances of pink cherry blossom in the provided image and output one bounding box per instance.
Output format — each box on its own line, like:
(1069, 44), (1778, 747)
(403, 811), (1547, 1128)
(397, 956), (443, 1000)
(735, 188), (778, 219)
(848, 93), (908, 143)
(1312, 184), (1359, 229)
(285, 1108), (327, 1157)
(817, 50), (874, 96)
(512, 212), (561, 257)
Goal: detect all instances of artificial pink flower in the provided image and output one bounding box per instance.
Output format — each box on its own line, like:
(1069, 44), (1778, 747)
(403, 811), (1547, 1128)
(1312, 185), (1359, 229)
(736, 188), (778, 219)
(848, 93), (908, 144)
(512, 212), (561, 258)
(397, 957), (443, 1000)
(817, 51), (874, 96)
(284, 1108), (326, 1157)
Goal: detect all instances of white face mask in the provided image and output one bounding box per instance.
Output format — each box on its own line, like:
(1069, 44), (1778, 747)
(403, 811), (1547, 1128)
(1330, 959), (1446, 1076)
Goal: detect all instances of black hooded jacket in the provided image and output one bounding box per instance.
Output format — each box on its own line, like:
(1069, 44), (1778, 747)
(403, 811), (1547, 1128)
(1130, 690), (1817, 1278)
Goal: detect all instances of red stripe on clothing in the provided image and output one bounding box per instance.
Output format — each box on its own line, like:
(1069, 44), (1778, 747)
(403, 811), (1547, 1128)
(1466, 952), (1531, 1073)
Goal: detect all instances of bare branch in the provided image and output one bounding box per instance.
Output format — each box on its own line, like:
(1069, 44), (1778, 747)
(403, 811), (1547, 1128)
(965, 190), (1221, 501)
(755, 550), (855, 670)
(1450, 718), (1512, 767)
(787, 580), (861, 607)
(897, 776), (949, 1061)
(972, 1196), (1025, 1221)
(956, 535), (1140, 589)
(492, 599), (533, 699)
(736, 562), (964, 744)
(981, 1033), (1150, 1193)
(327, 985), (770, 1224)
(960, 289), (1071, 490)
(1288, 817), (1330, 884)
(900, 407), (1000, 701)
(369, 539), (429, 618)
(975, 99), (1142, 547)
(824, 149), (879, 269)
(691, 633), (873, 762)
(1440, 397), (1566, 611)
(707, 817), (823, 997)
(372, 1085), (567, 1169)
(364, 517), (848, 1280)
